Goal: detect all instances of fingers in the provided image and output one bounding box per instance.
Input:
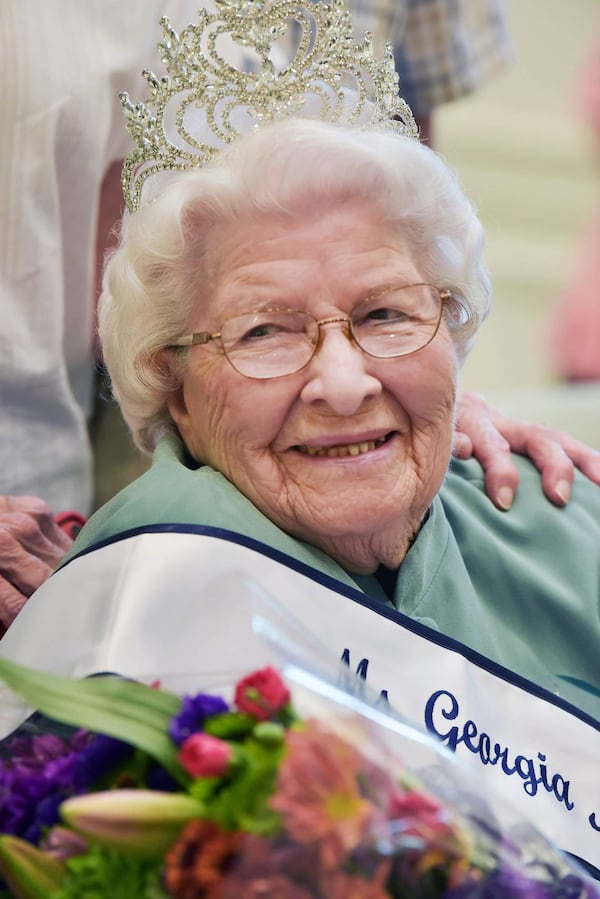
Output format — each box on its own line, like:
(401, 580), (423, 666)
(456, 390), (600, 509)
(0, 520), (57, 597)
(0, 496), (72, 559)
(454, 392), (516, 510)
(532, 429), (600, 486)
(481, 458), (518, 512)
(0, 496), (74, 630)
(451, 431), (473, 460)
(504, 423), (600, 507)
(455, 392), (511, 457)
(0, 577), (31, 629)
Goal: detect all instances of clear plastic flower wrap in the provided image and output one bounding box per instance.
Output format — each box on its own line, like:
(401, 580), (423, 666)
(0, 575), (598, 898)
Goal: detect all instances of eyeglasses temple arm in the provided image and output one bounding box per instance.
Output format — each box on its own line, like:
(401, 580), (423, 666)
(173, 332), (214, 347)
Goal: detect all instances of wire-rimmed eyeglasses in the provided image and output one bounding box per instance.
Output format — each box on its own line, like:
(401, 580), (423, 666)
(170, 283), (452, 380)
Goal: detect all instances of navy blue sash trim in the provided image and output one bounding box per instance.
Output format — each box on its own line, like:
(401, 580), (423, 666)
(63, 522), (600, 732)
(565, 853), (600, 882)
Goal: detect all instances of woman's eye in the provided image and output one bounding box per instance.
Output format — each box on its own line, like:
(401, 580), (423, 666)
(365, 306), (409, 323)
(241, 322), (282, 341)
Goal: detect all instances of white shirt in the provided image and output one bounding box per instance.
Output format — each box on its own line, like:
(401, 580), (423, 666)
(0, 2), (194, 513)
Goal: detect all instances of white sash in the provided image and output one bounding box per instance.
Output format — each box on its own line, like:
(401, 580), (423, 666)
(1, 527), (599, 869)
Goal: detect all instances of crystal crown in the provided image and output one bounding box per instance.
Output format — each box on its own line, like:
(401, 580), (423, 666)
(119, 0), (418, 212)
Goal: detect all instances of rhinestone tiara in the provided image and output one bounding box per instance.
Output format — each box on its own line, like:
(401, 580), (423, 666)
(119, 0), (419, 213)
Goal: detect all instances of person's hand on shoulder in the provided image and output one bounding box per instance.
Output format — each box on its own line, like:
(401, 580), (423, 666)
(0, 496), (74, 633)
(454, 391), (600, 509)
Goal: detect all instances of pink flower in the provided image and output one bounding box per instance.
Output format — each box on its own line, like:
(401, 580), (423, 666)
(270, 725), (374, 869)
(41, 827), (89, 861)
(387, 788), (470, 872)
(234, 667), (291, 721)
(178, 733), (232, 778)
(388, 789), (449, 840)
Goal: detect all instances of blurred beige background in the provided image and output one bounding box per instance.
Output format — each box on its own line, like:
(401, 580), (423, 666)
(93, 0), (600, 508)
(436, 0), (600, 445)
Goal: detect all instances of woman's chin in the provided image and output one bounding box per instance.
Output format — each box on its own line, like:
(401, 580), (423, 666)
(274, 494), (421, 570)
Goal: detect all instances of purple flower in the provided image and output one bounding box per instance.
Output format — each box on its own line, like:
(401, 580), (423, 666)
(23, 793), (66, 844)
(552, 874), (600, 899)
(74, 733), (134, 789)
(0, 731), (90, 844)
(480, 867), (600, 899)
(446, 865), (579, 899)
(168, 692), (229, 746)
(146, 763), (179, 793)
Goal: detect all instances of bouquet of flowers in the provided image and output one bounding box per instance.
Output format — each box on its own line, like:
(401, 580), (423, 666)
(0, 657), (597, 899)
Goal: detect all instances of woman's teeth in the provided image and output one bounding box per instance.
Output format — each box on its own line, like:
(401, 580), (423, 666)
(297, 435), (389, 457)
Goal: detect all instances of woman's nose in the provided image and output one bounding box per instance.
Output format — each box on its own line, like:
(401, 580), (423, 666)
(299, 324), (382, 415)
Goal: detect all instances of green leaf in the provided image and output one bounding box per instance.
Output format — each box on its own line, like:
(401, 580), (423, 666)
(0, 836), (65, 899)
(0, 658), (188, 786)
(203, 711), (256, 739)
(50, 843), (164, 899)
(190, 734), (284, 834)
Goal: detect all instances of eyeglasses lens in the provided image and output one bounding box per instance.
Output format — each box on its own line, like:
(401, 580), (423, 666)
(221, 285), (442, 379)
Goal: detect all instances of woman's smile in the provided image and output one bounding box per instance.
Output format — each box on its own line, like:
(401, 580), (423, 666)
(291, 430), (396, 458)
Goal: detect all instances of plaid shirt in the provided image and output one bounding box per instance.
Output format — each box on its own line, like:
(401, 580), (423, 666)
(348, 0), (513, 115)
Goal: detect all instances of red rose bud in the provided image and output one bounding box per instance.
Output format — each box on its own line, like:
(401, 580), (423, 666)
(234, 666), (291, 721)
(179, 733), (233, 778)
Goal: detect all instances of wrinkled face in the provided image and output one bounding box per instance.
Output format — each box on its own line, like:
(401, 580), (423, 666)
(168, 197), (458, 573)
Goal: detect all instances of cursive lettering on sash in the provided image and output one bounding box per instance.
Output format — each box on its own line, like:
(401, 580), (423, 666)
(340, 648), (390, 707)
(338, 651), (600, 835)
(424, 689), (574, 810)
(589, 813), (600, 832)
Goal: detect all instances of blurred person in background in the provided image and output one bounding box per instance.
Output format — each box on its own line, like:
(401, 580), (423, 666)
(0, 3), (172, 520)
(351, 0), (513, 146)
(547, 27), (600, 382)
(0, 1), (196, 621)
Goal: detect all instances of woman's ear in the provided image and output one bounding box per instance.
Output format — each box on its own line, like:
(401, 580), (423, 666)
(154, 347), (203, 461)
(153, 347), (190, 435)
(166, 383), (190, 429)
(159, 350), (202, 460)
(159, 351), (189, 427)
(167, 383), (202, 462)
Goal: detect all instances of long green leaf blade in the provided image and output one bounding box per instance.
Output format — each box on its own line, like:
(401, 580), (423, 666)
(0, 658), (188, 785)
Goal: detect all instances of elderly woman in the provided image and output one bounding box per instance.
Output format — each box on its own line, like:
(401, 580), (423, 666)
(1, 1), (600, 868)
